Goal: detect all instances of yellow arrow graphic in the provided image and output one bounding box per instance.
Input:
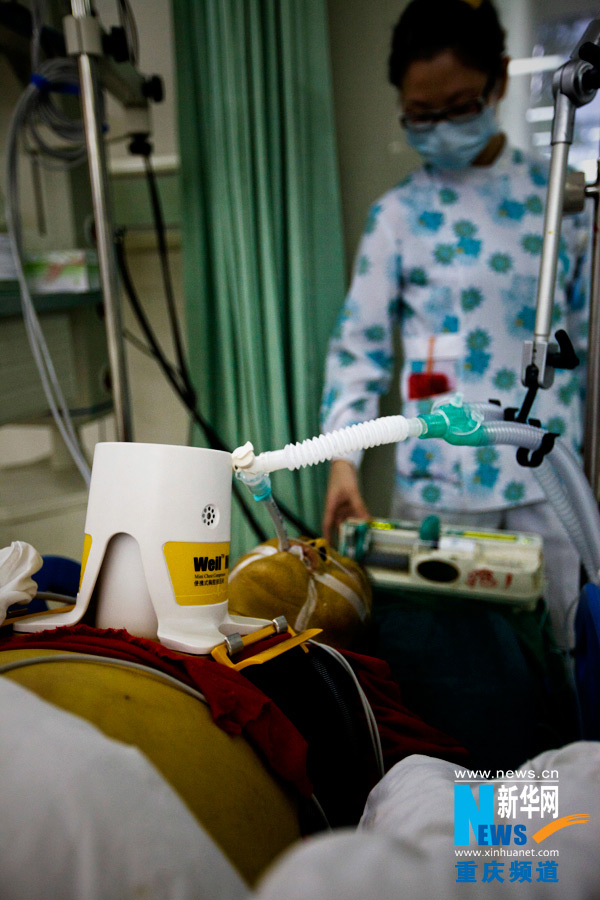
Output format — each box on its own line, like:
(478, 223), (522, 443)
(532, 814), (591, 843)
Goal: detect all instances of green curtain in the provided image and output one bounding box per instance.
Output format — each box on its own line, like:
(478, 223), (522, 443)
(172, 0), (346, 559)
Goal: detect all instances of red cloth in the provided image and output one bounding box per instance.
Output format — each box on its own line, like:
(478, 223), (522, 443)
(0, 626), (470, 798)
(0, 625), (313, 796)
(341, 649), (471, 770)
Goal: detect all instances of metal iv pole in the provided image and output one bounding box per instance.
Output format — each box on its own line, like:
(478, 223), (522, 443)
(64, 0), (133, 442)
(522, 14), (600, 496)
(584, 156), (600, 494)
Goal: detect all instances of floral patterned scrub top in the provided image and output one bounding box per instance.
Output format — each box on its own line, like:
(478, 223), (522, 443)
(321, 145), (589, 512)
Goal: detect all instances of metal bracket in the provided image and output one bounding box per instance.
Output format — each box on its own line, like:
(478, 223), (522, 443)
(63, 13), (102, 57)
(212, 618), (323, 672)
(516, 433), (559, 469)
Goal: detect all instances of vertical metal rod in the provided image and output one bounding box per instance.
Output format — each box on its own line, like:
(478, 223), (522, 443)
(584, 166), (600, 497)
(534, 95), (574, 345)
(71, 0), (133, 442)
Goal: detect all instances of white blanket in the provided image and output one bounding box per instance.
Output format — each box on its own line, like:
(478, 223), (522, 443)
(4, 670), (598, 900)
(257, 745), (600, 900)
(0, 678), (248, 900)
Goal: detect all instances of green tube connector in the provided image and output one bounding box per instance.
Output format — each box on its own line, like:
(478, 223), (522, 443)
(417, 396), (485, 447)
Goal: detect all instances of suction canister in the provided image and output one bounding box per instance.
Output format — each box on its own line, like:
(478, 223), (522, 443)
(15, 442), (267, 653)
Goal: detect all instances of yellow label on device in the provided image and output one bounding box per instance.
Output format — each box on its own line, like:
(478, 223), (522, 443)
(164, 541), (230, 606)
(79, 534), (93, 590)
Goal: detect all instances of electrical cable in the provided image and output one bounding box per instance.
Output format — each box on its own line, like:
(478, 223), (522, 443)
(123, 327), (166, 362)
(115, 235), (268, 542)
(117, 0), (139, 65)
(116, 166), (317, 539)
(264, 496), (291, 552)
(0, 652), (209, 704)
(310, 641), (385, 780)
(136, 148), (317, 537)
(115, 232), (189, 402)
(142, 153), (192, 399)
(5, 57), (92, 484)
(30, 0), (47, 78)
(8, 9), (89, 482)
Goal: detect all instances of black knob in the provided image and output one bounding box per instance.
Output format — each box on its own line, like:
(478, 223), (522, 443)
(128, 134), (152, 157)
(143, 75), (164, 103)
(579, 41), (600, 89)
(102, 26), (129, 63)
(547, 330), (579, 371)
(579, 40), (600, 69)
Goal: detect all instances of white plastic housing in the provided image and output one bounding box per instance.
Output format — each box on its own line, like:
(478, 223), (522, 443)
(15, 442), (267, 653)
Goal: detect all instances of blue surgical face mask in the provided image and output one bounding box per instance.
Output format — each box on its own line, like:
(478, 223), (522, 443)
(405, 105), (498, 170)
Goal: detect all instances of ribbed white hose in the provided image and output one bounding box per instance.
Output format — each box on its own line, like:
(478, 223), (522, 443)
(250, 416), (426, 474)
(482, 421), (600, 583)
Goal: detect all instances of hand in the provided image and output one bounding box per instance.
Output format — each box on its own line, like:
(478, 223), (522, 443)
(322, 459), (370, 544)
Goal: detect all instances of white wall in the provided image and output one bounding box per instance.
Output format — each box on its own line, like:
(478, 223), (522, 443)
(497, 0), (535, 152)
(327, 0), (416, 279)
(325, 0), (587, 518)
(95, 0), (179, 171)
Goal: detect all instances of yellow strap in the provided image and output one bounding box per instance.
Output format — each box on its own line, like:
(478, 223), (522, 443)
(1, 604), (76, 629)
(211, 625), (322, 671)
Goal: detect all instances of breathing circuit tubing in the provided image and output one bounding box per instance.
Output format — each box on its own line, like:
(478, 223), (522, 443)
(467, 403), (600, 582)
(483, 420), (600, 585)
(233, 415), (427, 474)
(234, 399), (600, 587)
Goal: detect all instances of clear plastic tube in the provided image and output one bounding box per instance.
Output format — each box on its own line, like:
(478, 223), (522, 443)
(481, 420), (544, 450)
(264, 497), (291, 551)
(234, 469), (291, 550)
(548, 441), (600, 572)
(483, 423), (600, 554)
(467, 401), (505, 422)
(245, 415), (425, 474)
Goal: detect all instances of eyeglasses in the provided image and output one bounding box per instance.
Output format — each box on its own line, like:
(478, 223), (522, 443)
(399, 96), (487, 133)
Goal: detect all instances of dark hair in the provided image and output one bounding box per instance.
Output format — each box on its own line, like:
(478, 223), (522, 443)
(388, 0), (506, 89)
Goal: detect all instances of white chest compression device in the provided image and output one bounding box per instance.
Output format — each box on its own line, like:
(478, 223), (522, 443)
(11, 395), (600, 652)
